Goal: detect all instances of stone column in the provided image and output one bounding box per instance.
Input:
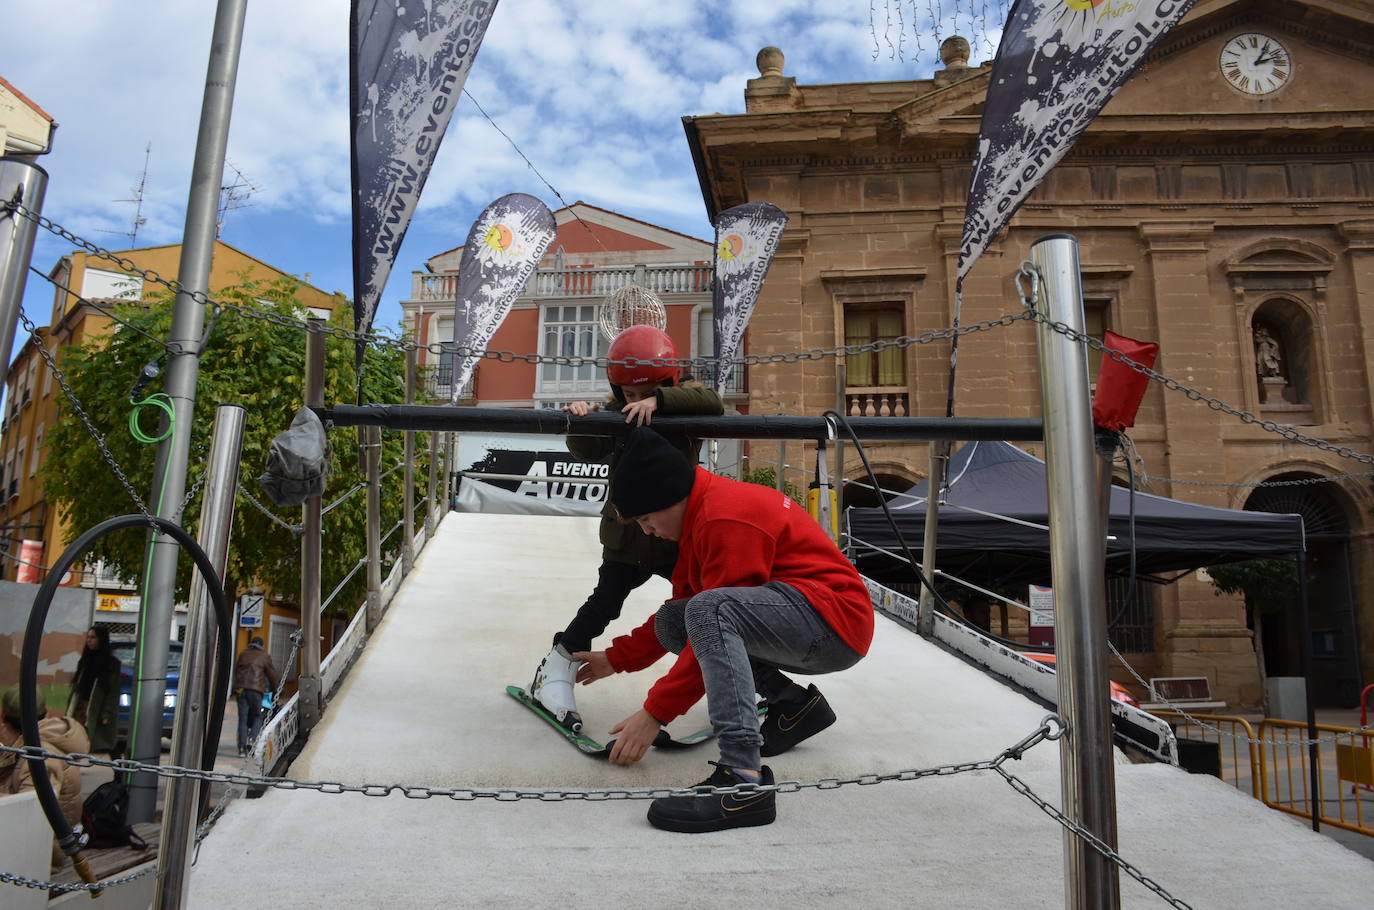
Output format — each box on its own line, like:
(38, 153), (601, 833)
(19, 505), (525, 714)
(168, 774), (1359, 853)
(1138, 222), (1256, 705)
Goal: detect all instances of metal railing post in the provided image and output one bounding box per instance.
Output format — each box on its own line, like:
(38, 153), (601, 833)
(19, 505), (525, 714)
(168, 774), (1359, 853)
(365, 425), (382, 631)
(0, 157), (48, 371)
(403, 347), (416, 572)
(427, 431), (439, 535)
(915, 440), (949, 637)
(127, 0), (248, 823)
(298, 319), (325, 733)
(775, 440), (786, 491)
(155, 404), (245, 909)
(1030, 233), (1120, 910)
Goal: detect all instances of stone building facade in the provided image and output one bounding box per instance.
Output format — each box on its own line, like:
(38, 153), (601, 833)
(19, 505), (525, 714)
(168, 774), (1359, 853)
(684, 0), (1374, 708)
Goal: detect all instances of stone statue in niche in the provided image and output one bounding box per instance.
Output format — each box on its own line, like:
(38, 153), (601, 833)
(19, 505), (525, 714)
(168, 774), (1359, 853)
(1254, 325), (1283, 378)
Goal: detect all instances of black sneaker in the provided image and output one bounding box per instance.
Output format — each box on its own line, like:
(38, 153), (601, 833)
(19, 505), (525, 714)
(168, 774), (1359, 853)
(760, 684), (836, 757)
(646, 763), (776, 833)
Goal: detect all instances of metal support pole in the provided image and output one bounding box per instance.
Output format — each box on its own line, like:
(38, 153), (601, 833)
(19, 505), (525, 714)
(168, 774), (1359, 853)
(365, 425), (382, 631)
(1297, 549), (1320, 831)
(1030, 234), (1120, 910)
(915, 440), (949, 638)
(775, 440), (785, 491)
(155, 405), (244, 909)
(298, 320), (325, 732)
(129, 0), (248, 823)
(834, 362), (846, 522)
(0, 157), (48, 366)
(427, 431), (439, 536)
(402, 347), (416, 573)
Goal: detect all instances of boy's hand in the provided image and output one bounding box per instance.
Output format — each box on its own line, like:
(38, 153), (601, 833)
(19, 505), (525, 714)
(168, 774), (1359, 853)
(621, 396), (658, 425)
(563, 401), (600, 417)
(572, 650), (613, 684)
(607, 709), (660, 765)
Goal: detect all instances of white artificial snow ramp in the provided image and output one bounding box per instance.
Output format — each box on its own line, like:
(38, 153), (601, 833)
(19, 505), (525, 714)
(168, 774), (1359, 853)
(188, 512), (1374, 909)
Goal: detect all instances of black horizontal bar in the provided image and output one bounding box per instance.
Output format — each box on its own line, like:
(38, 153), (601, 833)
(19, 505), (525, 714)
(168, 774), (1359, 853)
(315, 405), (1044, 443)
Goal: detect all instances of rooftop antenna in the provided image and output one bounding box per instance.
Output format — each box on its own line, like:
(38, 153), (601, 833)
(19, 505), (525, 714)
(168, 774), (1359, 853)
(100, 141), (151, 247)
(216, 160), (258, 238)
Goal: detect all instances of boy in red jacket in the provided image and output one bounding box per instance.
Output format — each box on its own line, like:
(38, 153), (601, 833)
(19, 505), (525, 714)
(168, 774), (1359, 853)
(573, 427), (874, 833)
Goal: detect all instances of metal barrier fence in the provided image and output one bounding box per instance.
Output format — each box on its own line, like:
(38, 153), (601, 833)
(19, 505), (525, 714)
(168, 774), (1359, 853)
(249, 424), (450, 778)
(1153, 712), (1374, 838)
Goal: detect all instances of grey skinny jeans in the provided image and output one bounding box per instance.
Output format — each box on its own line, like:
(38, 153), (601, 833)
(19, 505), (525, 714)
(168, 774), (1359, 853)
(655, 582), (862, 771)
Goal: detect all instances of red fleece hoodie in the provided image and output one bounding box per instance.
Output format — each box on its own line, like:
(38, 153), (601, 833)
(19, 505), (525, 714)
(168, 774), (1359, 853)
(604, 467), (874, 723)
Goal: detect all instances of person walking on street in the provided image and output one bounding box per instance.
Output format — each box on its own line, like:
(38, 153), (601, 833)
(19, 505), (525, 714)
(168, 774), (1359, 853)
(67, 626), (120, 754)
(232, 636), (280, 755)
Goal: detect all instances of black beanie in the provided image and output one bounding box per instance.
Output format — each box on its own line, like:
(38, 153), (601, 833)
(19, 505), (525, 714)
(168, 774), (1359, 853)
(611, 427), (696, 518)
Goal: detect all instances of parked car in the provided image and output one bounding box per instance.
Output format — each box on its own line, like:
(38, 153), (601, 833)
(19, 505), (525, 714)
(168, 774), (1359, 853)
(1022, 652), (1140, 709)
(112, 639), (182, 744)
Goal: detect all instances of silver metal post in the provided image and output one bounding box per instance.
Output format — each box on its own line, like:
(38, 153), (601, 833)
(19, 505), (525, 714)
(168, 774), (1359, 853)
(915, 440), (949, 637)
(155, 405), (244, 909)
(129, 0), (248, 823)
(366, 425), (383, 631)
(834, 362), (846, 521)
(298, 320), (325, 732)
(427, 431), (439, 535)
(402, 347), (416, 572)
(0, 157), (48, 367)
(1030, 233), (1120, 910)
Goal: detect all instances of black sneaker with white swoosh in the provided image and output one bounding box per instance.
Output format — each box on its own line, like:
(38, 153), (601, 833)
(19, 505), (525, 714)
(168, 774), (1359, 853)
(646, 763), (777, 833)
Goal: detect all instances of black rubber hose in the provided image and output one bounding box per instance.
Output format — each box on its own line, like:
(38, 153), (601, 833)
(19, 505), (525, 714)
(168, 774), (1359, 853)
(19, 514), (233, 855)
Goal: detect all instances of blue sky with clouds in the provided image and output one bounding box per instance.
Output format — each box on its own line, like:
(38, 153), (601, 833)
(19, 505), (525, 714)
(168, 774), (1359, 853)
(5, 1), (1007, 349)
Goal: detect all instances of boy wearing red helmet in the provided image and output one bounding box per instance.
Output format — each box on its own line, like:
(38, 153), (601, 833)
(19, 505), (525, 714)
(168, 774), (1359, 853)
(529, 325), (721, 731)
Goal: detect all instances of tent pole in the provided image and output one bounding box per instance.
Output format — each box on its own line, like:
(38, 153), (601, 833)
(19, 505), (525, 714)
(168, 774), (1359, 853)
(1030, 234), (1120, 910)
(1297, 549), (1320, 831)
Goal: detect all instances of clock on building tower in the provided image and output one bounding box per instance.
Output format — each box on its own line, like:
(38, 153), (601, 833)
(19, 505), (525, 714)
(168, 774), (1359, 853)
(1219, 32), (1291, 95)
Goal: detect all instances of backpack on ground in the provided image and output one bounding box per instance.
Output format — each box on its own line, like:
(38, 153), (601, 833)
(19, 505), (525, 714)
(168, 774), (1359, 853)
(81, 779), (149, 850)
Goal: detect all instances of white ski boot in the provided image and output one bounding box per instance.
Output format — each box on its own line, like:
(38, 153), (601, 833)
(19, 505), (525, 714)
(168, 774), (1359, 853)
(530, 642), (582, 732)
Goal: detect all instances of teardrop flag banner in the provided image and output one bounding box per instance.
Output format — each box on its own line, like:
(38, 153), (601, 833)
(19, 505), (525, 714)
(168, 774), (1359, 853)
(450, 193), (556, 401)
(351, 0), (500, 395)
(711, 202), (789, 394)
(957, 0), (1195, 284)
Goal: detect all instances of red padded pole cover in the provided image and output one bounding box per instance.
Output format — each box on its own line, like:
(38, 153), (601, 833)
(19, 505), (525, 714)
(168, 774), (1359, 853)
(1091, 330), (1159, 431)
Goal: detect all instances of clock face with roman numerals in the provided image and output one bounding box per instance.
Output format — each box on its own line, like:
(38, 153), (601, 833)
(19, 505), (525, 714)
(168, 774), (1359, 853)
(1219, 33), (1292, 96)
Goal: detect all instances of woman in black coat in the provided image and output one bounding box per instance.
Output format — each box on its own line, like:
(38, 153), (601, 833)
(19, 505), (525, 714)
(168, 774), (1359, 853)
(68, 626), (121, 753)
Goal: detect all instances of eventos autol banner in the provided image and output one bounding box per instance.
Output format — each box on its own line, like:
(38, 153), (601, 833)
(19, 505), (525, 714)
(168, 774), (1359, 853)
(351, 0), (499, 380)
(450, 194), (556, 400)
(711, 202), (788, 394)
(958, 0), (1195, 282)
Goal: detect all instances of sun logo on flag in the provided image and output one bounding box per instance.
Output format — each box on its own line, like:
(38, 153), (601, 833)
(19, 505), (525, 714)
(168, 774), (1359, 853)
(484, 223), (514, 252)
(717, 233), (746, 263)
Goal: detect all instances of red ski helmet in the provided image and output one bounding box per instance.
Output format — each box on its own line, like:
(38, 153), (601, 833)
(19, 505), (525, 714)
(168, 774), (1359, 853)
(606, 325), (680, 387)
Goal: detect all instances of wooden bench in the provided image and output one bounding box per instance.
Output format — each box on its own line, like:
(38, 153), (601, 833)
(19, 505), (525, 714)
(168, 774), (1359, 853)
(1140, 676), (1227, 713)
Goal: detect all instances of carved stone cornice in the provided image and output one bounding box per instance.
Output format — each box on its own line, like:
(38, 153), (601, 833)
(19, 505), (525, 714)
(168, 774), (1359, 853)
(1138, 222), (1215, 255)
(1339, 220), (1374, 251)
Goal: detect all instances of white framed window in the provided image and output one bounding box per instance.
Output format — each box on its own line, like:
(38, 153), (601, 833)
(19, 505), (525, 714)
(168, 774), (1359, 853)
(269, 615), (299, 681)
(29, 424), (43, 477)
(536, 303), (608, 401)
(81, 267), (144, 301)
(12, 440), (24, 496)
(41, 349), (53, 397)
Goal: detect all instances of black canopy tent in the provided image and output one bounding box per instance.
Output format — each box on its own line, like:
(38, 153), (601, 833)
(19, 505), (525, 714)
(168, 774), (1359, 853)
(845, 440), (1305, 585)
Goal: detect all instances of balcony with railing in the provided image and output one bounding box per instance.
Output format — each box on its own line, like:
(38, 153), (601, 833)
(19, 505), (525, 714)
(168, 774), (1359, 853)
(422, 364), (474, 402)
(409, 263), (711, 303)
(845, 387), (909, 417)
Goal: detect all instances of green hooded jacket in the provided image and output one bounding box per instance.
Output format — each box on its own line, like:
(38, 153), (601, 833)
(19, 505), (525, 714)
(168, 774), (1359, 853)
(566, 382), (724, 572)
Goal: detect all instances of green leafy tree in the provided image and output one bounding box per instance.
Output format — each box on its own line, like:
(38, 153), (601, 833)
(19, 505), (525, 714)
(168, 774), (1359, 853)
(42, 274), (420, 613)
(1208, 557), (1302, 685)
(740, 466), (804, 505)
